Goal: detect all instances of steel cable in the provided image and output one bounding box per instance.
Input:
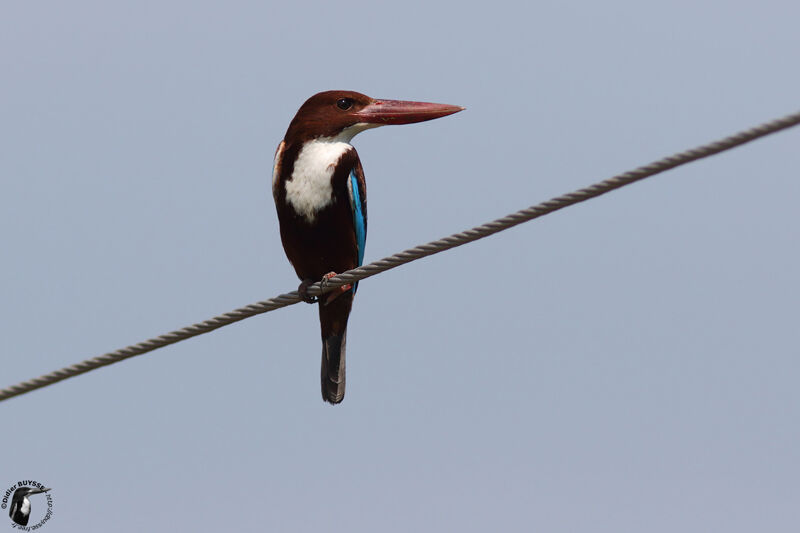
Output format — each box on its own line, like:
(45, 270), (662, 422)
(2, 109), (799, 402)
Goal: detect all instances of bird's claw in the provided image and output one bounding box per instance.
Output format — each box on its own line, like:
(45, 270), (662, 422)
(299, 274), (352, 304)
(320, 272), (352, 305)
(298, 279), (319, 304)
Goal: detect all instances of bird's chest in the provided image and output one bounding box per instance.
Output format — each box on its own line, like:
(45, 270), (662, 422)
(278, 140), (351, 223)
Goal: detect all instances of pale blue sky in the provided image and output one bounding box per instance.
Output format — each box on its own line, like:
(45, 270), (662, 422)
(2, 1), (799, 531)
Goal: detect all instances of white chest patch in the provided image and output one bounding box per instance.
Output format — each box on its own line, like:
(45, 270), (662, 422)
(284, 140), (351, 222)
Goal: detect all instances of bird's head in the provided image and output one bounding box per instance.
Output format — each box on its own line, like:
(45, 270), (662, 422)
(14, 486), (50, 498)
(283, 90), (463, 145)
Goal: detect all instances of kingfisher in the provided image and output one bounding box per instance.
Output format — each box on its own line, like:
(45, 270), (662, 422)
(272, 90), (463, 404)
(9, 486), (50, 526)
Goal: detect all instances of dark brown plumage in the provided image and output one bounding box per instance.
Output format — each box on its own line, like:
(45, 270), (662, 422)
(272, 90), (462, 404)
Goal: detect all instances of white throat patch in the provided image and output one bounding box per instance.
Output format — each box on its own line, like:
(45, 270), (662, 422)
(284, 139), (352, 222)
(333, 122), (381, 143)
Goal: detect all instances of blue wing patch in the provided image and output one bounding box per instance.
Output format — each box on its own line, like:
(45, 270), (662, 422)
(350, 170), (366, 293)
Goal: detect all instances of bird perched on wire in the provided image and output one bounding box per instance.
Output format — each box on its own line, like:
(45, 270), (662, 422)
(272, 90), (463, 404)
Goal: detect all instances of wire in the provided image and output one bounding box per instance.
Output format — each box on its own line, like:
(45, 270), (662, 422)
(2, 109), (799, 403)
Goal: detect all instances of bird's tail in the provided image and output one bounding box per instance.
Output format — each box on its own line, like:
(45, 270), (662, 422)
(321, 330), (347, 404)
(318, 292), (353, 404)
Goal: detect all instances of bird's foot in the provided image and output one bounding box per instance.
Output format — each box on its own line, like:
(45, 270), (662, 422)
(298, 279), (319, 304)
(320, 272), (352, 305)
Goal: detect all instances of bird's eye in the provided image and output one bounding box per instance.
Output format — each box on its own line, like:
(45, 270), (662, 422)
(336, 98), (354, 110)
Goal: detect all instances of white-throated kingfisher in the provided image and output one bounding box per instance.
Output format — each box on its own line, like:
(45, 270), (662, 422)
(272, 90), (463, 404)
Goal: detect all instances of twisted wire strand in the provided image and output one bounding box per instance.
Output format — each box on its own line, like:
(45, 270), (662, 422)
(2, 110), (799, 403)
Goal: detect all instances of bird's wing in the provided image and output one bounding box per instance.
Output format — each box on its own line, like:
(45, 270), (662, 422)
(347, 163), (367, 267)
(347, 163), (367, 294)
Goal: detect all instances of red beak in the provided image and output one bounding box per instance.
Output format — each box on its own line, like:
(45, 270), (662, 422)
(356, 99), (464, 125)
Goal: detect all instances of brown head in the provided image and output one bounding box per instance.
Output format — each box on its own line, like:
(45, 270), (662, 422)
(283, 90), (464, 145)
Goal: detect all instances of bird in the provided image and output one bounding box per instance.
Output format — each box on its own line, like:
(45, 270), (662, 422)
(9, 486), (50, 526)
(272, 90), (463, 404)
